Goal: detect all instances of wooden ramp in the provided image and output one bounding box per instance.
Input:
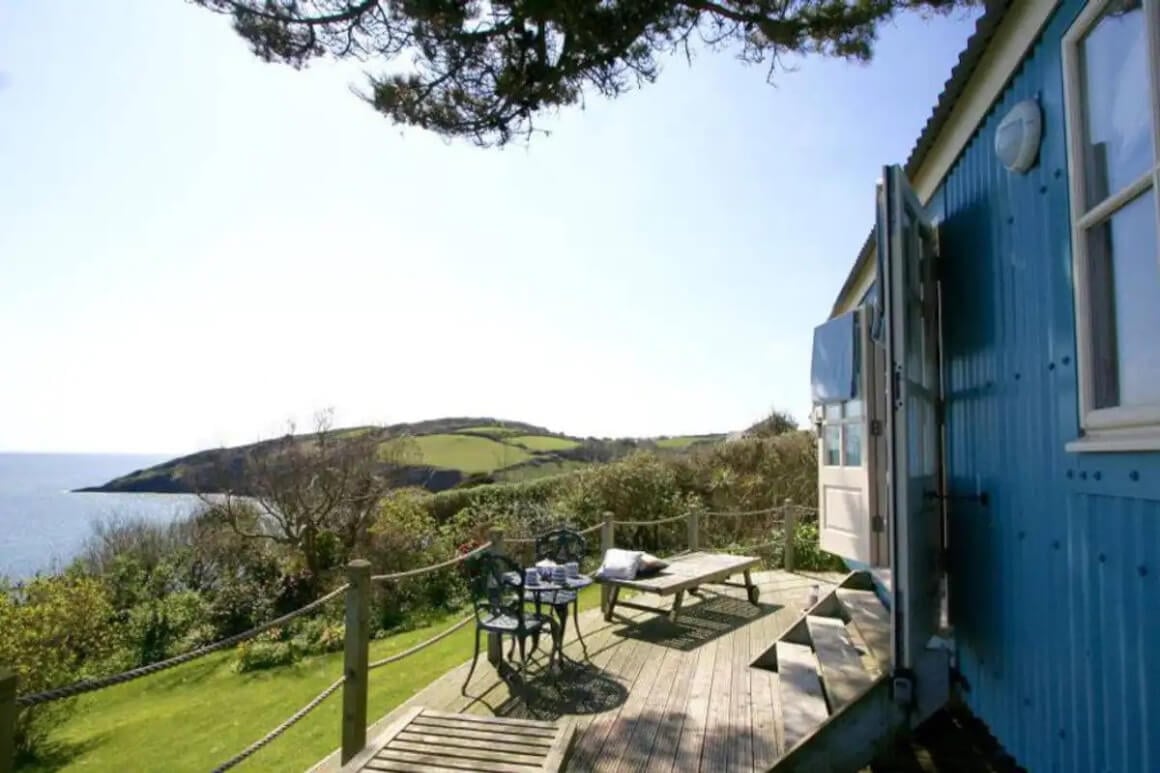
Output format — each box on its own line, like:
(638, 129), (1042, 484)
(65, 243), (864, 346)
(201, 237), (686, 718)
(310, 568), (845, 773)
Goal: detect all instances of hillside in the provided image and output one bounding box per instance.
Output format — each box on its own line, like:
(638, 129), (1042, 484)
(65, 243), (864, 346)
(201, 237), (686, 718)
(78, 417), (727, 495)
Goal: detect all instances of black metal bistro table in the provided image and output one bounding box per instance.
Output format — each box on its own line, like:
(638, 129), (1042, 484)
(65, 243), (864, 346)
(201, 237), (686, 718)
(509, 571), (593, 669)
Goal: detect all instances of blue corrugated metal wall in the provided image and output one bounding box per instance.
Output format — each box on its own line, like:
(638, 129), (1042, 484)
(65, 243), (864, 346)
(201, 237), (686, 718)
(938, 2), (1160, 771)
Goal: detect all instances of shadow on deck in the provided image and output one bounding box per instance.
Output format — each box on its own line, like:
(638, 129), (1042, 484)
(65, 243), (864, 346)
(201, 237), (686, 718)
(311, 568), (843, 773)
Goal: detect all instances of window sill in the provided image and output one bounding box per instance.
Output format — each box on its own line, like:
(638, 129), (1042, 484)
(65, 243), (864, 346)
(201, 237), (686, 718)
(1066, 432), (1160, 453)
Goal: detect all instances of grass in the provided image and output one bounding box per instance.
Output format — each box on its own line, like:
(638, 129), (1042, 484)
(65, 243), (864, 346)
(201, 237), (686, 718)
(508, 435), (580, 452)
(23, 588), (603, 772)
(412, 434), (532, 474)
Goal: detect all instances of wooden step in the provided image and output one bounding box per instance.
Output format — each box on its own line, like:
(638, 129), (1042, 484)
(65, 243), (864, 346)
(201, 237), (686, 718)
(836, 589), (891, 669)
(806, 615), (875, 714)
(775, 641), (829, 751)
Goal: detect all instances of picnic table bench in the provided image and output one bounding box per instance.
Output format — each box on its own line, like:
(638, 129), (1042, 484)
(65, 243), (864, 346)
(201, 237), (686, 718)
(339, 706), (575, 772)
(598, 551), (762, 623)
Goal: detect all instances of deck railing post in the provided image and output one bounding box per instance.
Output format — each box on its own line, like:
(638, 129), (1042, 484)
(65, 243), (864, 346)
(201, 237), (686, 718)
(687, 510), (700, 553)
(341, 560), (371, 765)
(486, 527), (505, 666)
(783, 499), (797, 572)
(1, 667), (15, 773)
(600, 511), (615, 615)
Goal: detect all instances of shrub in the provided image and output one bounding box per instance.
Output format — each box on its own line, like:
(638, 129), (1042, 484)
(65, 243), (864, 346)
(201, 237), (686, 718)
(233, 640), (298, 672)
(0, 576), (117, 759)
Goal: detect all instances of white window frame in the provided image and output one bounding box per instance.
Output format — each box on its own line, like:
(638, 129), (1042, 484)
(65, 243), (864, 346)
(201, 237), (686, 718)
(1063, 0), (1160, 452)
(820, 400), (864, 467)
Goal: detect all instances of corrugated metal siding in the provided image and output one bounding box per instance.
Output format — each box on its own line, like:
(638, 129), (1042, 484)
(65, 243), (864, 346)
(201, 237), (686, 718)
(938, 1), (1160, 770)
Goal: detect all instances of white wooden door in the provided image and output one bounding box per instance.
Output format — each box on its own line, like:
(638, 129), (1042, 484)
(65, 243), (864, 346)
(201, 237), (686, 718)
(878, 165), (943, 673)
(816, 308), (876, 563)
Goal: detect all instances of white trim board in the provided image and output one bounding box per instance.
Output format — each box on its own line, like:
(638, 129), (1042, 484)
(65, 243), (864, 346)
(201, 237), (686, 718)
(831, 0), (1061, 317)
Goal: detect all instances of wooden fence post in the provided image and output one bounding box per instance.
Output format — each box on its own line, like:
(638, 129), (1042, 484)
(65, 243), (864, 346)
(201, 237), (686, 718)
(783, 499), (797, 573)
(0, 667), (15, 773)
(341, 560), (371, 765)
(600, 511), (615, 615)
(687, 511), (700, 553)
(486, 527), (505, 666)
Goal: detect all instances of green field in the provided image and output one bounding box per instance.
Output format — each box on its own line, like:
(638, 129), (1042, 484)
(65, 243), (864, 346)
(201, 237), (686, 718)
(498, 460), (588, 482)
(412, 434), (532, 473)
(456, 425), (521, 437)
(509, 435), (580, 452)
(655, 435), (719, 449)
(23, 589), (602, 773)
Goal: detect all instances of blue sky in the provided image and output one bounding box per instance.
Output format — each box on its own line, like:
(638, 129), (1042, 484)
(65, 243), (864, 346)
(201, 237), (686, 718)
(0, 1), (979, 454)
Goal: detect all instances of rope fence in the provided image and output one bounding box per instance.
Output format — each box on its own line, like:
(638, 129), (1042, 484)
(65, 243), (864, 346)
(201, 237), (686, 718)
(370, 542), (491, 583)
(14, 582), (350, 707)
(368, 615), (473, 670)
(611, 512), (689, 527)
(213, 675), (345, 773)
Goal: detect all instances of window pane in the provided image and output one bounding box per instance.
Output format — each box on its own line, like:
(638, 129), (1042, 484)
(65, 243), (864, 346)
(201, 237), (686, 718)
(844, 423), (864, 467)
(824, 403), (842, 422)
(1079, 1), (1152, 209)
(1087, 189), (1160, 408)
(823, 425), (841, 466)
(845, 400), (864, 420)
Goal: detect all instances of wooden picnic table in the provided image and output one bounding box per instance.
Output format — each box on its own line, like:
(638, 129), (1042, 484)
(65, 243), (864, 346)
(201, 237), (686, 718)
(596, 551), (762, 623)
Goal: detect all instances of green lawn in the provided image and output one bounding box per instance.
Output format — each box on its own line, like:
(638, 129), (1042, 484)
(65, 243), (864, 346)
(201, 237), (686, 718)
(24, 588), (603, 772)
(508, 435), (580, 452)
(412, 434), (532, 473)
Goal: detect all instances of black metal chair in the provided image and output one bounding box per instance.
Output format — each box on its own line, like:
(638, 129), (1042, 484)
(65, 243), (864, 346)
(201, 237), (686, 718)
(462, 551), (556, 694)
(532, 527), (589, 659)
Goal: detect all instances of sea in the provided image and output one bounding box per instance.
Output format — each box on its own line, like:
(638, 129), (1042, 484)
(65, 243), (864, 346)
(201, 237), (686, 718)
(0, 452), (202, 579)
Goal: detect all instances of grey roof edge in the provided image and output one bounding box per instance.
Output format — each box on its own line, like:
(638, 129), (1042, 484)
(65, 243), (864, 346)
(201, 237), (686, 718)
(829, 0), (1013, 317)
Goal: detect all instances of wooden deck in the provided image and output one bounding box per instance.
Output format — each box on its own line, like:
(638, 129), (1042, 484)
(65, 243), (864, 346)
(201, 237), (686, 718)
(313, 569), (843, 773)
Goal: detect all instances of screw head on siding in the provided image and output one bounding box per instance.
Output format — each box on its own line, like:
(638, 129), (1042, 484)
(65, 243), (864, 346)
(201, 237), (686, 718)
(1098, 553), (1106, 563)
(1015, 372), (1022, 380)
(1062, 356), (1071, 365)
(1130, 470), (1140, 482)
(1066, 470), (1074, 479)
(1093, 471), (1102, 481)
(1048, 362), (1055, 370)
(1139, 565), (1149, 577)
(1053, 539), (1060, 550)
(1080, 471), (1088, 480)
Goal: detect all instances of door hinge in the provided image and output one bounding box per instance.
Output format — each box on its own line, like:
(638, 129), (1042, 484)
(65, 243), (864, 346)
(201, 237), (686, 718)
(872, 515), (885, 533)
(870, 419), (883, 436)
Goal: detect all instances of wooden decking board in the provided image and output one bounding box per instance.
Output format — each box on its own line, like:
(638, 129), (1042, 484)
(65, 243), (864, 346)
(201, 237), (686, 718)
(606, 646), (684, 773)
(747, 602), (780, 769)
(595, 643), (685, 771)
(703, 607), (738, 773)
(671, 636), (720, 772)
(775, 641), (829, 752)
(313, 570), (850, 773)
(806, 615), (875, 713)
(635, 641), (699, 773)
(836, 589), (892, 669)
(568, 632), (654, 771)
(729, 604), (754, 773)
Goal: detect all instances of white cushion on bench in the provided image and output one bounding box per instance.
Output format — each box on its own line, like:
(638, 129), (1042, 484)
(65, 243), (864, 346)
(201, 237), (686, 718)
(595, 548), (644, 580)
